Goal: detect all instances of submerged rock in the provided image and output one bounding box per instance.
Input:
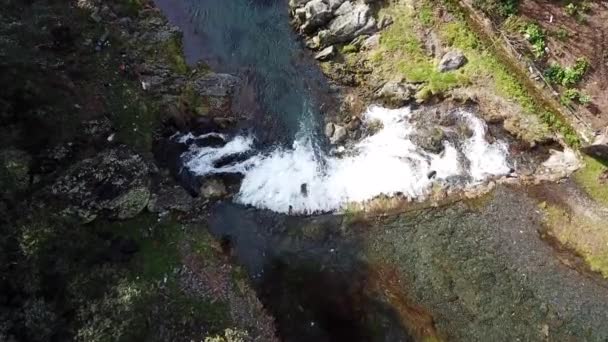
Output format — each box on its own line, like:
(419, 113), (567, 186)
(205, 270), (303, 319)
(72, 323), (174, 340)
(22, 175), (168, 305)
(438, 50), (468, 72)
(50, 146), (152, 222)
(410, 127), (447, 154)
(200, 178), (227, 199)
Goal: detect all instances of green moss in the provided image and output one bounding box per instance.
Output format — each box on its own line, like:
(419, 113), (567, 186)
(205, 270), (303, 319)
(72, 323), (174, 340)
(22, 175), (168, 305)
(543, 203), (608, 278)
(574, 156), (608, 206)
(162, 36), (189, 75)
(588, 253), (608, 278)
(95, 213), (183, 281)
(377, 7), (469, 96)
(341, 44), (359, 54)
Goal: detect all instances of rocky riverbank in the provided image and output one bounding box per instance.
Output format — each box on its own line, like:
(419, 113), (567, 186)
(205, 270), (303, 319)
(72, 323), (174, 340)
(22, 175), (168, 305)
(0, 0), (276, 341)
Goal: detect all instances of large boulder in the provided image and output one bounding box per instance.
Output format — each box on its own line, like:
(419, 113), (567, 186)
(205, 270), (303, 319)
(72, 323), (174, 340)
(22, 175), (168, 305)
(300, 0), (333, 33)
(50, 146), (152, 222)
(438, 50), (468, 72)
(375, 80), (418, 107)
(410, 127), (447, 154)
(318, 1), (377, 47)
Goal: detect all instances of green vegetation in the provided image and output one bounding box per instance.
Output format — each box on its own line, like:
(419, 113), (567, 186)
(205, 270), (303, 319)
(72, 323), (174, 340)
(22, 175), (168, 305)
(574, 155), (608, 206)
(372, 0), (580, 146)
(544, 58), (590, 87)
(374, 6), (468, 97)
(543, 203), (608, 278)
(560, 88), (591, 106)
(564, 1), (592, 21)
(555, 26), (569, 41)
(161, 35), (189, 75)
(341, 44), (359, 54)
(522, 23), (546, 58)
(472, 0), (519, 20)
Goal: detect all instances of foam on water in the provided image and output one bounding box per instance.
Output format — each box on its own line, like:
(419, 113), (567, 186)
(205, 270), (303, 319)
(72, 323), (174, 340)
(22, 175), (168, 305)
(180, 106), (511, 214)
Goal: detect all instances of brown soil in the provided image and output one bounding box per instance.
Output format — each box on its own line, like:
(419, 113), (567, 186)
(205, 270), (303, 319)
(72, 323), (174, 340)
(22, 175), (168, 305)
(518, 0), (608, 130)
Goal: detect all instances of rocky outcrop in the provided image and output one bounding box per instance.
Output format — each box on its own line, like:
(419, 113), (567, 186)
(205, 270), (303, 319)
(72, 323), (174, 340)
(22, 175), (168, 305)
(50, 146), (152, 223)
(325, 122), (348, 145)
(291, 0), (378, 49)
(438, 50), (468, 72)
(375, 80), (419, 107)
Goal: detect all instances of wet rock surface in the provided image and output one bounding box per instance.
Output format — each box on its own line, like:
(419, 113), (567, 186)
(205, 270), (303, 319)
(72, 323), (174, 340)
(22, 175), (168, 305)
(365, 187), (608, 341)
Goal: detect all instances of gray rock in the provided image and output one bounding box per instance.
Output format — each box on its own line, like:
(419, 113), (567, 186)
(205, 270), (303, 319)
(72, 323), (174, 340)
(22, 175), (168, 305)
(325, 122), (335, 138)
(315, 45), (336, 60)
(200, 178), (227, 199)
(362, 34), (380, 50)
(424, 31), (443, 57)
(50, 146), (151, 222)
(438, 50), (468, 72)
(147, 185), (194, 213)
(411, 127), (446, 154)
(301, 0), (333, 33)
(377, 15), (393, 30)
(375, 80), (417, 107)
(318, 1), (377, 47)
(192, 73), (240, 97)
(289, 0), (312, 9)
(330, 125), (348, 145)
(327, 0), (346, 11)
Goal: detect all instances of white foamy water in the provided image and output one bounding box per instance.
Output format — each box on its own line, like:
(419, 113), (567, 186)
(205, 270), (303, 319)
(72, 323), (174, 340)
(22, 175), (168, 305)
(180, 106), (511, 214)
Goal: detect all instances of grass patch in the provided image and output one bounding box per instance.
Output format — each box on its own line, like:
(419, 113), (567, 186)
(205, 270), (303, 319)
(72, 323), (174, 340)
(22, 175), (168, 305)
(161, 35), (189, 75)
(543, 203), (608, 278)
(375, 6), (469, 97)
(374, 1), (573, 144)
(95, 213), (183, 281)
(438, 0), (580, 146)
(574, 156), (608, 206)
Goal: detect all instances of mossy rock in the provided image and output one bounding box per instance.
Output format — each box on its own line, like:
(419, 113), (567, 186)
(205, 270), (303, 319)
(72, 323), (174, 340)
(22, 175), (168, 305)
(0, 148), (31, 194)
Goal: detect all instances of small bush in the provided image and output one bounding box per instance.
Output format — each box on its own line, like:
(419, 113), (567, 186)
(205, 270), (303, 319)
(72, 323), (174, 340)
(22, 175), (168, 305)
(522, 23), (546, 58)
(560, 88), (591, 106)
(473, 0), (519, 20)
(544, 58), (590, 87)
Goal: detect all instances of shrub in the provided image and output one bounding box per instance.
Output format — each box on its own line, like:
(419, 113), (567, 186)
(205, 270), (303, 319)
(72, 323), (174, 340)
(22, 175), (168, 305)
(560, 88), (591, 106)
(544, 58), (590, 86)
(473, 0), (519, 20)
(522, 23), (546, 58)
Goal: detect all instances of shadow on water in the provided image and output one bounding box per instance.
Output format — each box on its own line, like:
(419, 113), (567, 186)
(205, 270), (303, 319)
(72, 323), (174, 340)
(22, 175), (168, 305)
(209, 203), (415, 342)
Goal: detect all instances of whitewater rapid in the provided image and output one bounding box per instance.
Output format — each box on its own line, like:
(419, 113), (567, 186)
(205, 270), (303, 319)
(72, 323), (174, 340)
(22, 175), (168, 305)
(179, 106), (511, 214)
